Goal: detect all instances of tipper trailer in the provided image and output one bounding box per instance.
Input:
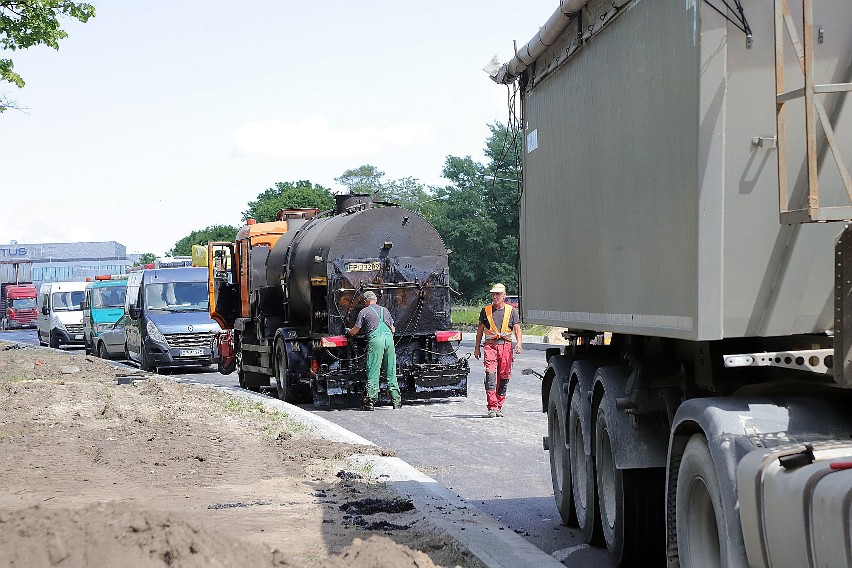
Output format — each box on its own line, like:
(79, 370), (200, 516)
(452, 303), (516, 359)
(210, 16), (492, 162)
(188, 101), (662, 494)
(491, 1), (852, 566)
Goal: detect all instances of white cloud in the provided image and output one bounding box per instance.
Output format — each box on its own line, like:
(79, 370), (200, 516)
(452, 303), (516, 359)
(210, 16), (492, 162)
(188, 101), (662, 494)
(233, 116), (433, 159)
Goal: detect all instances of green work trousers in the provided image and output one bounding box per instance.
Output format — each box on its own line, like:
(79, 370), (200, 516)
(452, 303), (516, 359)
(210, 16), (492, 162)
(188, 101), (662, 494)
(366, 330), (400, 403)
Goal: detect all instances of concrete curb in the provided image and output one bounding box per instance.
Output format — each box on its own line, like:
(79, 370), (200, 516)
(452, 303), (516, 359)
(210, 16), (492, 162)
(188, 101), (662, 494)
(220, 387), (564, 568)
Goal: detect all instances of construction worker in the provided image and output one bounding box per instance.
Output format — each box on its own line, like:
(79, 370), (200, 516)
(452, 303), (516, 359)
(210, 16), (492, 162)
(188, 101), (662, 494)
(474, 283), (522, 417)
(346, 291), (402, 410)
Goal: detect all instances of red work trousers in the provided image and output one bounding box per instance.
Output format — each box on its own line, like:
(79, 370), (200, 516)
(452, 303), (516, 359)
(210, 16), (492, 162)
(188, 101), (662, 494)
(483, 341), (513, 410)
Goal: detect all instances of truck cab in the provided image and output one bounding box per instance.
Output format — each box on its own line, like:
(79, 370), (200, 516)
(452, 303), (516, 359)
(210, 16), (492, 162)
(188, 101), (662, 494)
(82, 275), (128, 354)
(1, 283), (37, 330)
(37, 281), (88, 348)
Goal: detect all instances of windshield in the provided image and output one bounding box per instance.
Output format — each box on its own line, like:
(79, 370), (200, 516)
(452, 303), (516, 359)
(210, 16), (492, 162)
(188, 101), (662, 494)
(92, 286), (126, 309)
(52, 291), (85, 312)
(11, 298), (36, 309)
(144, 281), (208, 311)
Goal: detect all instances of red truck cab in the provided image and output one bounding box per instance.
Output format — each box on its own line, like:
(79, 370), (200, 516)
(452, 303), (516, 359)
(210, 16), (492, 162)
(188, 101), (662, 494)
(1, 284), (38, 330)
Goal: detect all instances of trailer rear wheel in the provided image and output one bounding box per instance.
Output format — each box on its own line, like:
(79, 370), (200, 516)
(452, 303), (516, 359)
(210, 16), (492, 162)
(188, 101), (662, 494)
(569, 384), (602, 544)
(548, 379), (576, 526)
(676, 434), (726, 568)
(595, 404), (664, 565)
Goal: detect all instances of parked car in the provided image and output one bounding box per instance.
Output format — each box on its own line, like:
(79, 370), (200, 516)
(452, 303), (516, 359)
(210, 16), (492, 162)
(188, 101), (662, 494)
(505, 295), (519, 309)
(94, 317), (127, 360)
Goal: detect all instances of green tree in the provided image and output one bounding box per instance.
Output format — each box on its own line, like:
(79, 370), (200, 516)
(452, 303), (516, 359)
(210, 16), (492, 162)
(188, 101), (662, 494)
(132, 252), (157, 267)
(335, 164), (384, 195)
(1, 1), (96, 112)
(242, 180), (334, 223)
(429, 122), (521, 302)
(168, 225), (239, 257)
(381, 176), (430, 211)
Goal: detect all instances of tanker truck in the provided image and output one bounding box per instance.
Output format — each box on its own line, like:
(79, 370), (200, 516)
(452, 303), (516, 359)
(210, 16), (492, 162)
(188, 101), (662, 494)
(490, 1), (852, 566)
(208, 194), (469, 406)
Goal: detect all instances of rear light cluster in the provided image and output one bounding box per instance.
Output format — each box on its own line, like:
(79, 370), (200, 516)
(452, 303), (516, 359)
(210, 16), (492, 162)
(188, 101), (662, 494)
(320, 335), (349, 348)
(436, 331), (462, 342)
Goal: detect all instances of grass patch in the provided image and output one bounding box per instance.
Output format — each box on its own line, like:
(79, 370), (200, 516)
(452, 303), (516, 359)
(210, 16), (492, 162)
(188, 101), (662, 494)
(224, 396), (315, 438)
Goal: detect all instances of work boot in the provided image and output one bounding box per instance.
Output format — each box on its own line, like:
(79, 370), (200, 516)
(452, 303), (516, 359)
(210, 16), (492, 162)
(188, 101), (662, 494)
(496, 409), (504, 417)
(361, 399), (375, 411)
(392, 400), (402, 410)
(487, 410), (497, 418)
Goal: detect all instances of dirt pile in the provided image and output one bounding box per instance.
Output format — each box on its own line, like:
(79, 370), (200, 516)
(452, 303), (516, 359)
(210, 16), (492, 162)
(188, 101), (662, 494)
(0, 341), (483, 567)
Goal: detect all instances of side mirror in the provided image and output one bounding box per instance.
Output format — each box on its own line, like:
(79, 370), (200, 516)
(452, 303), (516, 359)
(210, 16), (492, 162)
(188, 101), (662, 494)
(41, 306), (49, 315)
(80, 301), (88, 310)
(129, 305), (141, 319)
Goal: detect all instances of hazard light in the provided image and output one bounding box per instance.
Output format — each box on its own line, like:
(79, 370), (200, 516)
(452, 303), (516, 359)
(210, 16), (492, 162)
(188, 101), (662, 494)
(320, 335), (349, 348)
(436, 330), (462, 342)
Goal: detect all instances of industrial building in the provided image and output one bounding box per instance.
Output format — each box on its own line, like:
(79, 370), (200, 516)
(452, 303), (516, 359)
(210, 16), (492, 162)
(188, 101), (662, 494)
(1, 241), (138, 286)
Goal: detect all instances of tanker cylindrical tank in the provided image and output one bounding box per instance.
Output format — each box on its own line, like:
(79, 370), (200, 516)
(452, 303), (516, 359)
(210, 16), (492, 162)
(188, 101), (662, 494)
(266, 205), (448, 328)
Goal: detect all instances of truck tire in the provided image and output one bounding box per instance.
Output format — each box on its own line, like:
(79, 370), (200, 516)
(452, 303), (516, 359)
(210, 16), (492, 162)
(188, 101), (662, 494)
(140, 348), (154, 372)
(595, 404), (664, 566)
(273, 338), (293, 403)
(569, 384), (602, 545)
(548, 379), (577, 526)
(49, 332), (59, 349)
(676, 434), (727, 568)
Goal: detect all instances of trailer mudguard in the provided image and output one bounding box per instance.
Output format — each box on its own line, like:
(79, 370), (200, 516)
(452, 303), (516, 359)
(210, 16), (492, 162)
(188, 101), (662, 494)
(593, 366), (669, 469)
(541, 353), (573, 413)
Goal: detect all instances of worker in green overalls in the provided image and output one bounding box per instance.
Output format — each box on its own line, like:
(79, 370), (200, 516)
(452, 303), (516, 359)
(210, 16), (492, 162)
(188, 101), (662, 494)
(346, 291), (402, 410)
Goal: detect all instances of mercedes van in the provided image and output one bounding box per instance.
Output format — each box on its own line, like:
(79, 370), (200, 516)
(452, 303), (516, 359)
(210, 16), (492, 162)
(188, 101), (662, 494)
(37, 281), (88, 348)
(82, 275), (128, 354)
(124, 266), (221, 371)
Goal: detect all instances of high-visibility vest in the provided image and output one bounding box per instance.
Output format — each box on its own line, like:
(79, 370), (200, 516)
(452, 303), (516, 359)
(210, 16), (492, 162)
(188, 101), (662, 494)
(484, 304), (513, 341)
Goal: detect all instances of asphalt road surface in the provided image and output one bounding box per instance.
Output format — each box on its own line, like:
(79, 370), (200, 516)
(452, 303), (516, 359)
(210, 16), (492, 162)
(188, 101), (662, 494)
(3, 329), (614, 567)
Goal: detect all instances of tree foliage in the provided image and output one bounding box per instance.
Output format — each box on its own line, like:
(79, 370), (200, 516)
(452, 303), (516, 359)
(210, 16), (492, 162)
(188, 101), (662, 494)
(0, 1), (95, 111)
(335, 164), (385, 195)
(241, 180), (334, 223)
(168, 225), (239, 257)
(431, 122), (522, 303)
(132, 252), (157, 267)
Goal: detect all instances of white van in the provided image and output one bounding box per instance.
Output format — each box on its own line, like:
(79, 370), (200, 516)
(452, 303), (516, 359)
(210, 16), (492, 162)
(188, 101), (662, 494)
(37, 281), (88, 349)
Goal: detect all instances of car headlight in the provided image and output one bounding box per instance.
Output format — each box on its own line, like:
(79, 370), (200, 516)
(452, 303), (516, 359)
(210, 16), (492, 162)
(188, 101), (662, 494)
(146, 320), (169, 346)
(96, 323), (114, 333)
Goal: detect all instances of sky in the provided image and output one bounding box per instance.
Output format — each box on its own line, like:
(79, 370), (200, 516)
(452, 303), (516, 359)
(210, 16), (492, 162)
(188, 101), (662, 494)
(1, 1), (557, 256)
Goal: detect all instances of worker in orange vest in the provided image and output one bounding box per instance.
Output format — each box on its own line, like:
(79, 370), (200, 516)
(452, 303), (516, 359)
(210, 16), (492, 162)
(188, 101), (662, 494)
(474, 283), (522, 417)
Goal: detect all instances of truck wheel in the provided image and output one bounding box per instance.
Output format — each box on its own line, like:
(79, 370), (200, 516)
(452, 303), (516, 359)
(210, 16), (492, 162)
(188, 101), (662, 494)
(236, 352), (267, 392)
(548, 379), (577, 526)
(140, 348), (154, 372)
(595, 404), (664, 565)
(676, 434), (726, 568)
(569, 384), (602, 544)
(273, 339), (292, 402)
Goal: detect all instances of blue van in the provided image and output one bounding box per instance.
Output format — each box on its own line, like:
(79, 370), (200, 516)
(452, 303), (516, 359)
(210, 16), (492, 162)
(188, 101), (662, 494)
(124, 266), (221, 371)
(82, 276), (128, 355)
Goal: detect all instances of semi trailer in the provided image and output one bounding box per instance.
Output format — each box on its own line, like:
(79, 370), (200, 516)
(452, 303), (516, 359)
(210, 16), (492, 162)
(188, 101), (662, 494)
(491, 1), (852, 566)
(0, 260), (36, 330)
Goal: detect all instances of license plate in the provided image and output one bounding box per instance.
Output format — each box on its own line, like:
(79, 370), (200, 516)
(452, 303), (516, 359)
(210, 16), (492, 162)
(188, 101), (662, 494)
(74, 334), (83, 340)
(180, 349), (204, 357)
